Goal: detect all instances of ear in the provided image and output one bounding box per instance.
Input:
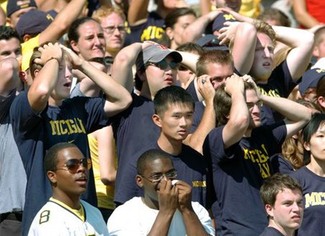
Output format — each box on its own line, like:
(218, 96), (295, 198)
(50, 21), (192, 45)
(6, 18), (13, 28)
(317, 96), (325, 108)
(70, 40), (80, 54)
(152, 114), (162, 127)
(165, 27), (174, 41)
(47, 171), (57, 184)
(313, 46), (320, 58)
(303, 141), (311, 151)
(136, 69), (147, 81)
(136, 175), (144, 188)
(265, 204), (274, 218)
(22, 34), (32, 42)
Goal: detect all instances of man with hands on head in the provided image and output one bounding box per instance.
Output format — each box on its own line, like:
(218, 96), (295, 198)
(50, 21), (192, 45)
(107, 149), (214, 236)
(10, 42), (131, 235)
(204, 74), (312, 235)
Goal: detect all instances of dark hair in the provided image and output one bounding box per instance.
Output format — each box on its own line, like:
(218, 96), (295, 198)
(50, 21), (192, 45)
(258, 8), (291, 27)
(68, 17), (99, 43)
(176, 42), (204, 55)
(0, 25), (20, 41)
(260, 173), (302, 207)
(137, 149), (173, 175)
(153, 85), (194, 116)
(165, 7), (196, 29)
(44, 142), (78, 173)
(196, 50), (234, 77)
(214, 81), (255, 126)
(302, 113), (325, 163)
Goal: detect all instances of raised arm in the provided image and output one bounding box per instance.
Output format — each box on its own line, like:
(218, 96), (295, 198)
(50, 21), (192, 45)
(293, 0), (320, 28)
(110, 42), (143, 93)
(183, 76), (216, 154)
(27, 43), (63, 112)
(181, 10), (221, 43)
(147, 179), (178, 236)
(222, 74), (249, 148)
(260, 94), (312, 138)
(272, 26), (314, 81)
(176, 180), (213, 236)
(128, 0), (149, 25)
(39, 0), (87, 44)
(0, 58), (20, 97)
(218, 21), (257, 75)
(61, 45), (132, 117)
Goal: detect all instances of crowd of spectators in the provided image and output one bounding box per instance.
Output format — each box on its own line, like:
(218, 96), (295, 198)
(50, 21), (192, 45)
(1, 0), (325, 235)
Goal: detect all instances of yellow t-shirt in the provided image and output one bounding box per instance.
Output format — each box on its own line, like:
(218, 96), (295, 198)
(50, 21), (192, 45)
(88, 133), (116, 210)
(239, 0), (261, 19)
(21, 35), (40, 71)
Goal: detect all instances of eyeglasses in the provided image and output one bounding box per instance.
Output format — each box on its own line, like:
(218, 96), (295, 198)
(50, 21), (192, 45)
(146, 59), (179, 70)
(102, 25), (126, 34)
(56, 158), (92, 173)
(141, 170), (177, 183)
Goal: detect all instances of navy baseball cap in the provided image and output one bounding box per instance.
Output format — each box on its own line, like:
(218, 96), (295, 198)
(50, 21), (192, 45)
(299, 68), (325, 95)
(212, 13), (237, 32)
(196, 34), (229, 51)
(15, 9), (54, 37)
(7, 0), (37, 17)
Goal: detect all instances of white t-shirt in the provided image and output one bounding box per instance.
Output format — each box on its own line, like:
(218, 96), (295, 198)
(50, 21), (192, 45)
(107, 197), (215, 236)
(28, 198), (108, 236)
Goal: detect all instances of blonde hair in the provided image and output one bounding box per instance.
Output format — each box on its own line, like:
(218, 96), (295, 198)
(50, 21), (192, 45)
(92, 6), (126, 22)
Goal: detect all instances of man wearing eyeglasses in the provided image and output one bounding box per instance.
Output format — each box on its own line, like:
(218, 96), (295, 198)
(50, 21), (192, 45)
(203, 76), (311, 235)
(92, 6), (127, 60)
(107, 149), (215, 236)
(28, 143), (109, 235)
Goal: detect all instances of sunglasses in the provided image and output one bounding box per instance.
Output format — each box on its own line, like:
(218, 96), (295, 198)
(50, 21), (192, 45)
(56, 158), (92, 173)
(146, 59), (179, 70)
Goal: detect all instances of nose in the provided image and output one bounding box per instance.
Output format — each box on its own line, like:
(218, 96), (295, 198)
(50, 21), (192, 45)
(113, 27), (121, 35)
(264, 47), (271, 58)
(251, 104), (260, 113)
(292, 202), (301, 212)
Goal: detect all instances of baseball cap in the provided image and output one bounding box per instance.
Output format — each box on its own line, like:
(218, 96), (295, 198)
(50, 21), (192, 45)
(196, 34), (229, 51)
(16, 9), (54, 38)
(136, 44), (182, 70)
(7, 0), (37, 17)
(299, 68), (325, 95)
(212, 13), (237, 32)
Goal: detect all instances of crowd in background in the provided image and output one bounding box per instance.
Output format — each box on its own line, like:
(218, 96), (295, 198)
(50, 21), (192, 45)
(1, 0), (325, 235)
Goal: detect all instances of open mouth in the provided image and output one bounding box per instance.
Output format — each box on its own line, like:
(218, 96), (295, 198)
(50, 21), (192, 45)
(63, 82), (71, 88)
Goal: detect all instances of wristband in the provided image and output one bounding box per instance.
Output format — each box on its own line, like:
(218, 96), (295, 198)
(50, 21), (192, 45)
(46, 57), (60, 64)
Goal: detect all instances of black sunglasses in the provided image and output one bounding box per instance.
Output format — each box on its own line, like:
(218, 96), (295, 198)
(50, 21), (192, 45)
(56, 158), (92, 173)
(146, 59), (179, 70)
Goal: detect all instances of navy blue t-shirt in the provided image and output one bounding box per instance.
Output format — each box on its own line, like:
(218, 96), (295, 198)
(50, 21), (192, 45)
(125, 11), (165, 45)
(155, 143), (214, 209)
(112, 94), (159, 204)
(10, 91), (110, 236)
(203, 122), (286, 236)
(290, 166), (325, 236)
(258, 60), (297, 125)
(259, 227), (285, 236)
